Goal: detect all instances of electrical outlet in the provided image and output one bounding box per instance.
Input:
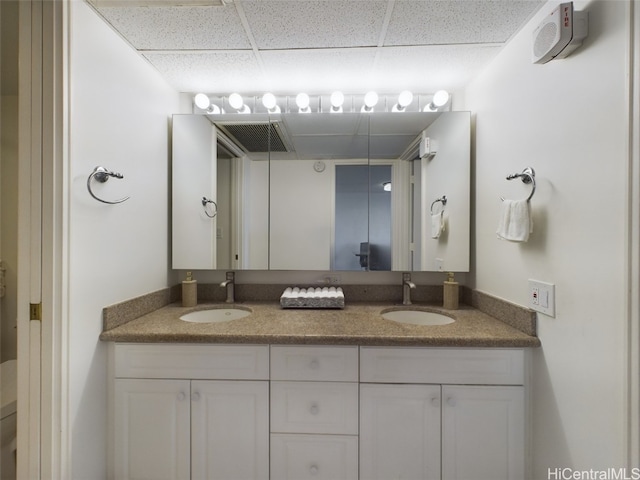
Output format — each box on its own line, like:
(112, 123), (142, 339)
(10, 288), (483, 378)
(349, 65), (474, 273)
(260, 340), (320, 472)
(529, 279), (555, 317)
(435, 258), (444, 271)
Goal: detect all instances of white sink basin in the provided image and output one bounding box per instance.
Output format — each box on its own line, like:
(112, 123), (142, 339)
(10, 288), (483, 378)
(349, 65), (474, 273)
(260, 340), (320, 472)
(180, 307), (251, 324)
(381, 309), (455, 326)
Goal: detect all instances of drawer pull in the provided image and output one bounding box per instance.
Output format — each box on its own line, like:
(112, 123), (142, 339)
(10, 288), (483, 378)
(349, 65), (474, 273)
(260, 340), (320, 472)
(309, 464), (319, 475)
(430, 396), (440, 407)
(192, 391), (201, 402)
(177, 392), (186, 401)
(446, 396), (457, 407)
(309, 359), (320, 370)
(309, 403), (320, 415)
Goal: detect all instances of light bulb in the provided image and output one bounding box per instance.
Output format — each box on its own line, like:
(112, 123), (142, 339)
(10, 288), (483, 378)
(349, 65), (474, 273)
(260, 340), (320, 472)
(262, 93), (277, 110)
(194, 93), (210, 110)
(330, 91), (344, 109)
(364, 91), (378, 108)
(229, 93), (244, 110)
(392, 90), (414, 112)
(433, 90), (450, 107)
(296, 93), (310, 111)
(383, 182), (392, 192)
(398, 90), (413, 108)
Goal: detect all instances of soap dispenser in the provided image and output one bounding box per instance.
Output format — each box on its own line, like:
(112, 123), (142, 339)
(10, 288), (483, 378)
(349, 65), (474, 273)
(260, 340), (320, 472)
(182, 271), (197, 307)
(443, 272), (459, 310)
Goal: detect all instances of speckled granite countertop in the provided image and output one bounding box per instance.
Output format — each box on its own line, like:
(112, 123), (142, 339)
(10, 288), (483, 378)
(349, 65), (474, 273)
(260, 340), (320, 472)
(99, 300), (540, 348)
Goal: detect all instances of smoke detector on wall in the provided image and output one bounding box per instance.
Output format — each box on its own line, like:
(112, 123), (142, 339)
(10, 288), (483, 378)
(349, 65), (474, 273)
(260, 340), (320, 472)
(532, 2), (588, 64)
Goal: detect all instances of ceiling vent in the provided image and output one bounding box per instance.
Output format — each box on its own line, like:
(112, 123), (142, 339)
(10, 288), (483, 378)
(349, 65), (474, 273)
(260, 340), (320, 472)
(215, 121), (291, 153)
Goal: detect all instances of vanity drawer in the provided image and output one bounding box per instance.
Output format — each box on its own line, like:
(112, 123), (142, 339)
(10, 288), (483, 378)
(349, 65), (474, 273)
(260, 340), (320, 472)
(271, 381), (359, 434)
(360, 347), (524, 385)
(271, 345), (358, 382)
(114, 343), (269, 380)
(271, 434), (358, 480)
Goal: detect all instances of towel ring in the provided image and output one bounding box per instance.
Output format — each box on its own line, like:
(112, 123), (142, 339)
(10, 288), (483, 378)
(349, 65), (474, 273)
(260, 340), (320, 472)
(202, 197), (217, 218)
(430, 195), (447, 214)
(87, 166), (130, 204)
(501, 167), (536, 202)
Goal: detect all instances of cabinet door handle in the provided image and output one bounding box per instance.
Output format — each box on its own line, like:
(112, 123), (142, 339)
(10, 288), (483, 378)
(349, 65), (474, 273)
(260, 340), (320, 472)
(192, 391), (201, 402)
(177, 392), (186, 401)
(309, 359), (320, 370)
(446, 396), (456, 407)
(430, 396), (441, 407)
(309, 464), (319, 475)
(309, 403), (320, 415)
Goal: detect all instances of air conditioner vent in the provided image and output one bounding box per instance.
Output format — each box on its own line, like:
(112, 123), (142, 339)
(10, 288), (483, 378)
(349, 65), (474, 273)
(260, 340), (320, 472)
(216, 122), (290, 153)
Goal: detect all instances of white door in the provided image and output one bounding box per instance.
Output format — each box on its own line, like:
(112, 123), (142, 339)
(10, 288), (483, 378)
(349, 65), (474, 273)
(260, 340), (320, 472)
(114, 379), (191, 480)
(191, 380), (269, 480)
(442, 385), (525, 480)
(172, 115), (218, 269)
(360, 383), (441, 480)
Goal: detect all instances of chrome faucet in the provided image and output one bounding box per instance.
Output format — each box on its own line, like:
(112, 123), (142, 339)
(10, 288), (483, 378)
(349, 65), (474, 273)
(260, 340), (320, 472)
(402, 272), (416, 305)
(220, 271), (235, 303)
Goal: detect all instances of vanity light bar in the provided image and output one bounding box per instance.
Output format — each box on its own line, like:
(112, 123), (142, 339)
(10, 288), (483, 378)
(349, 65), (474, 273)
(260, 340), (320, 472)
(192, 91), (451, 115)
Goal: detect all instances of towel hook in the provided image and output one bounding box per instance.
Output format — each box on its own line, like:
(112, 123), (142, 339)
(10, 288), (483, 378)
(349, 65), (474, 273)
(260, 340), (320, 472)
(501, 167), (536, 202)
(87, 166), (130, 204)
(202, 197), (217, 218)
(430, 195), (447, 214)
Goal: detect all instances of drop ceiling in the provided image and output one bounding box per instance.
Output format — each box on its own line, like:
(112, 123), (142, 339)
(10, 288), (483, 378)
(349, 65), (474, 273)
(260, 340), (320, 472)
(87, 0), (544, 95)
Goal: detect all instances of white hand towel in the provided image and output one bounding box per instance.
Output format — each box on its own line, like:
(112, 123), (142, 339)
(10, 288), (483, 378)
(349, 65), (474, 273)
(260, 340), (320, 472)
(431, 212), (444, 239)
(496, 199), (533, 242)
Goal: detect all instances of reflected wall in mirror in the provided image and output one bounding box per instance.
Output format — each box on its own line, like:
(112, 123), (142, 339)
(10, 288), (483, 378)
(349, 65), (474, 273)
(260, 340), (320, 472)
(172, 111), (470, 272)
(172, 114), (269, 270)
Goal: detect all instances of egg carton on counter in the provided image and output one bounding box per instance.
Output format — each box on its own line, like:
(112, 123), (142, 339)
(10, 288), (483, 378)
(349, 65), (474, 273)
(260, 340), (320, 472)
(280, 287), (345, 309)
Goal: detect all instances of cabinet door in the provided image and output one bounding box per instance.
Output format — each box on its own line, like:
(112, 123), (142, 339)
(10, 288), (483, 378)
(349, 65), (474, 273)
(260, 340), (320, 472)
(271, 433), (358, 480)
(114, 379), (190, 480)
(360, 384), (441, 480)
(191, 380), (269, 480)
(442, 385), (525, 480)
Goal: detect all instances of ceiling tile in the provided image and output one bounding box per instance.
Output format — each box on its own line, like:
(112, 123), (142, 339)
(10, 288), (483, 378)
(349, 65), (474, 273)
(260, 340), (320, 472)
(143, 52), (263, 92)
(95, 5), (251, 50)
(385, 0), (543, 46)
(241, 0), (388, 49)
(259, 48), (378, 93)
(372, 45), (502, 92)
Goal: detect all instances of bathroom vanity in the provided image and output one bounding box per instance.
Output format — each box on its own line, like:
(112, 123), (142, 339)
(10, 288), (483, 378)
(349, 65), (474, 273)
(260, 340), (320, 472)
(103, 300), (538, 480)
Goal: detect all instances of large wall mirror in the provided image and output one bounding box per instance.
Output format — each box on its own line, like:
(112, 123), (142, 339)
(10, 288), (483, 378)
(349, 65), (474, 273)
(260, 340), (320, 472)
(172, 111), (470, 272)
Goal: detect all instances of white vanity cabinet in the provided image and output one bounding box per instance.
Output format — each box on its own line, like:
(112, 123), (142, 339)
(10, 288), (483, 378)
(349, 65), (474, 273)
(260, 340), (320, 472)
(109, 343), (528, 480)
(269, 345), (359, 480)
(359, 347), (526, 480)
(110, 344), (270, 480)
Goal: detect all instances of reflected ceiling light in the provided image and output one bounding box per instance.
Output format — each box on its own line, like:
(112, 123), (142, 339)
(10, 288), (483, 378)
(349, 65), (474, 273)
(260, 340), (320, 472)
(383, 182), (392, 192)
(424, 90), (450, 112)
(361, 91), (378, 112)
(193, 93), (221, 114)
(296, 93), (311, 113)
(229, 92), (251, 113)
(262, 93), (281, 113)
(330, 91), (344, 113)
(392, 90), (414, 112)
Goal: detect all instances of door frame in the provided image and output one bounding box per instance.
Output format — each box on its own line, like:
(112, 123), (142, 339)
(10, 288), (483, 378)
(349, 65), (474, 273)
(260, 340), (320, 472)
(17, 0), (67, 478)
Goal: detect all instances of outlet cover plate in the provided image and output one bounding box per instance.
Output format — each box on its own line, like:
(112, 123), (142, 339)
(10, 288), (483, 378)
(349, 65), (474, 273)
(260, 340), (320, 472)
(528, 279), (555, 317)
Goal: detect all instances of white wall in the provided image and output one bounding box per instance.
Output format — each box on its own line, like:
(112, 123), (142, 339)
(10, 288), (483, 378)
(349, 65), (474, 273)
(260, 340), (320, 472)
(68, 2), (181, 477)
(464, 0), (630, 475)
(270, 159), (333, 270)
